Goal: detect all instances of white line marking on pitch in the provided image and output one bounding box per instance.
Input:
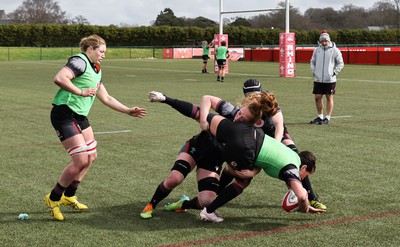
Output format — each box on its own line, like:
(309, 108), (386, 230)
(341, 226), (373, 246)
(330, 115), (352, 119)
(94, 130), (131, 135)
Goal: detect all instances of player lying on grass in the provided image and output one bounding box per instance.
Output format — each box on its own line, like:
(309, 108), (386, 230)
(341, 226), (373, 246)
(196, 97), (326, 222)
(144, 88), (326, 221)
(140, 91), (277, 219)
(147, 79), (326, 211)
(235, 79), (325, 210)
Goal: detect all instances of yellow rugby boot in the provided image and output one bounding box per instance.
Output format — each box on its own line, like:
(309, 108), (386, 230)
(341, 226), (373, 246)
(60, 194), (89, 210)
(44, 194), (64, 221)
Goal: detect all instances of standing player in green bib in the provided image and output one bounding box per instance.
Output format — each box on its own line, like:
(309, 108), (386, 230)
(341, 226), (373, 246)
(201, 40), (214, 73)
(44, 35), (147, 221)
(215, 41), (230, 82)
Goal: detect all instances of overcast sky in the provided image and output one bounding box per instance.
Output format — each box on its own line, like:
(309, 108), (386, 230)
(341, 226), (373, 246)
(2, 0), (379, 26)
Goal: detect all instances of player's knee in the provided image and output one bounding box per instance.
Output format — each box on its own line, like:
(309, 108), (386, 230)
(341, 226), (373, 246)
(164, 174), (184, 188)
(197, 192), (217, 208)
(88, 153), (97, 165)
(71, 154), (90, 171)
(197, 177), (220, 207)
(171, 159), (191, 178)
(86, 139), (98, 163)
(198, 177), (220, 194)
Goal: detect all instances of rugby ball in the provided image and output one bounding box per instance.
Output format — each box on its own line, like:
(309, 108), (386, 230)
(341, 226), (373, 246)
(281, 189), (299, 212)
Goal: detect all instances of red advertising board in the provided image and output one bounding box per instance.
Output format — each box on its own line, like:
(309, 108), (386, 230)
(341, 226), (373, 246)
(279, 33), (296, 77)
(164, 46), (400, 66)
(172, 48), (193, 59)
(378, 47), (400, 65)
(163, 48), (173, 59)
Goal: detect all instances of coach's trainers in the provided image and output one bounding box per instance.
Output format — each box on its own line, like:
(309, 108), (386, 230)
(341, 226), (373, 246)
(148, 91), (166, 102)
(140, 204), (154, 219)
(44, 194), (64, 221)
(60, 195), (89, 210)
(164, 195), (189, 211)
(310, 200), (327, 210)
(321, 118), (330, 125)
(200, 208), (224, 223)
(309, 117), (323, 125)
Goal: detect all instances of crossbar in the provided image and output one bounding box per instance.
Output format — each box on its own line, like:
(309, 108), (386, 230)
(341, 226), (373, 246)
(221, 8), (284, 14)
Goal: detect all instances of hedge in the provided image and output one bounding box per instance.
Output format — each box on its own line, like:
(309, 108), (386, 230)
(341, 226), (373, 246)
(0, 24), (399, 47)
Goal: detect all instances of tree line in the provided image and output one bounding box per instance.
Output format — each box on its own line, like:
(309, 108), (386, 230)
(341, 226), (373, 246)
(6, 0), (400, 30)
(154, 1), (400, 30)
(1, 24), (399, 47)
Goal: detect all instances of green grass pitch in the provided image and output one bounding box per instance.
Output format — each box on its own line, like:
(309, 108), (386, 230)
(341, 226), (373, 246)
(0, 58), (399, 246)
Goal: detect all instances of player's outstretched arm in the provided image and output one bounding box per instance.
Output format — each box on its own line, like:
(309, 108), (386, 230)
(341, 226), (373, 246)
(289, 180), (309, 213)
(235, 166), (261, 179)
(97, 84), (147, 118)
(288, 180), (326, 214)
(308, 205), (326, 214)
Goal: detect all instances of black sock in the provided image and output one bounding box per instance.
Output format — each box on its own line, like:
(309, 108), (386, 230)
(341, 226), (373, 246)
(218, 168), (234, 193)
(164, 97), (199, 119)
(182, 197), (201, 210)
(50, 183), (66, 201)
(64, 180), (80, 197)
(302, 176), (318, 201)
(150, 182), (172, 209)
(206, 183), (243, 213)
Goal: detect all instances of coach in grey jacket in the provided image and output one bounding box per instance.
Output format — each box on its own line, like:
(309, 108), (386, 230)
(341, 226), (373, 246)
(309, 30), (344, 125)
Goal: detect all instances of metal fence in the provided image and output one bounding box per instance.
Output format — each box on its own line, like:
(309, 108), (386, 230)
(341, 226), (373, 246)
(0, 46), (164, 61)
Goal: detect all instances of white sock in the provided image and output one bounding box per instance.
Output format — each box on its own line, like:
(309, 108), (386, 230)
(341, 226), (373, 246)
(318, 114), (324, 119)
(326, 115), (331, 120)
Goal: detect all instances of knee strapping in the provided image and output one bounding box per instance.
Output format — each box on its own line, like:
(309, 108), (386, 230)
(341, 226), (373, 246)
(198, 177), (220, 193)
(86, 139), (97, 154)
(171, 160), (191, 178)
(67, 144), (88, 156)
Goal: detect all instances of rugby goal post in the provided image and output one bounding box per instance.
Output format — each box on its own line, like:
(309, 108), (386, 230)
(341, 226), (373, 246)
(217, 0), (295, 77)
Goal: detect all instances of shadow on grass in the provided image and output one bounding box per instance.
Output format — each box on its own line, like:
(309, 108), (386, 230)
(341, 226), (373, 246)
(0, 201), (311, 234)
(68, 201), (309, 232)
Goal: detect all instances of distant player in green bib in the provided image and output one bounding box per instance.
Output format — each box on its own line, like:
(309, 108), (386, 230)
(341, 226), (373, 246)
(215, 41), (230, 82)
(201, 40), (214, 73)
